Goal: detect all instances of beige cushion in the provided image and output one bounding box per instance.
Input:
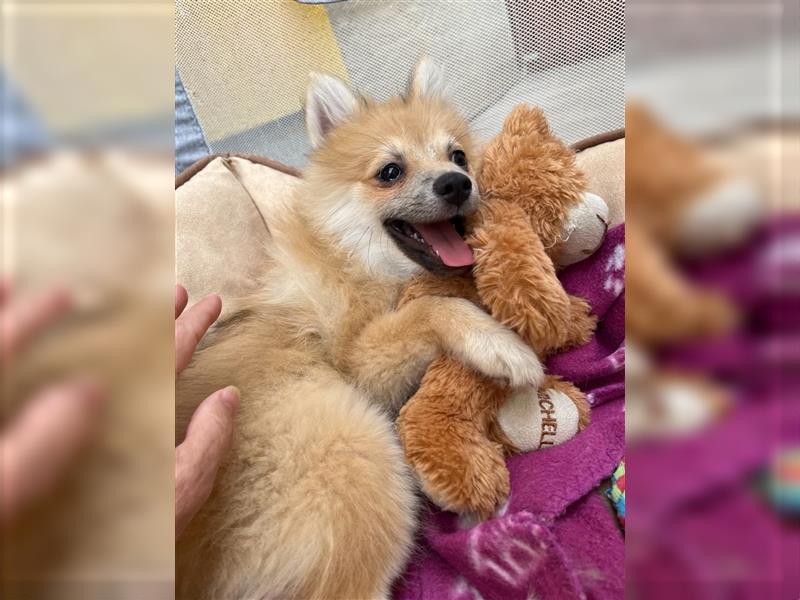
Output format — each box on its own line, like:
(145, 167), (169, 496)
(176, 140), (626, 308)
(576, 138), (625, 227)
(176, 156), (297, 314)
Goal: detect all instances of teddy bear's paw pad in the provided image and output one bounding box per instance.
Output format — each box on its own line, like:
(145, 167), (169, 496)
(497, 387), (581, 452)
(656, 379), (727, 435)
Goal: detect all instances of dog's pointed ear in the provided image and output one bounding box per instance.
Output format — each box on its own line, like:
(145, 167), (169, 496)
(407, 57), (447, 99)
(305, 73), (358, 147)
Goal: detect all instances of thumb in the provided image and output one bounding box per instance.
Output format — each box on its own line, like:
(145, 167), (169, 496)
(175, 386), (239, 538)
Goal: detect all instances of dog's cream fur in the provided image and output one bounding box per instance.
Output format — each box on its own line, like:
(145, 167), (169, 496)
(175, 61), (543, 599)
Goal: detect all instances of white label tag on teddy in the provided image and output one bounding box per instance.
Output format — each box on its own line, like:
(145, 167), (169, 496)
(497, 387), (580, 452)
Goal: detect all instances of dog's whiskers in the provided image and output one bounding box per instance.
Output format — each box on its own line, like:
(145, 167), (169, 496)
(366, 230), (374, 274)
(349, 226), (372, 261)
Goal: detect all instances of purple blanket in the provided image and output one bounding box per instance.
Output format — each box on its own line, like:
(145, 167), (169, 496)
(395, 224), (626, 600)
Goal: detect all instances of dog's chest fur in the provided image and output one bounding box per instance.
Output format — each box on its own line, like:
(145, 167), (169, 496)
(245, 204), (406, 373)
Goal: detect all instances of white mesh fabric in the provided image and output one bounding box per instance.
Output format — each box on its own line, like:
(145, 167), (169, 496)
(176, 0), (624, 168)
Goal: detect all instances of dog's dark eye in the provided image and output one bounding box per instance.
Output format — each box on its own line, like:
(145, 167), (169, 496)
(450, 150), (468, 169)
(377, 163), (403, 183)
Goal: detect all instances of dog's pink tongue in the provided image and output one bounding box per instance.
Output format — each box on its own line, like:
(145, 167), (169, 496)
(415, 221), (474, 267)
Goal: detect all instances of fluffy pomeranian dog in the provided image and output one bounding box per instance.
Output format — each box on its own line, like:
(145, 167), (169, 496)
(175, 59), (543, 600)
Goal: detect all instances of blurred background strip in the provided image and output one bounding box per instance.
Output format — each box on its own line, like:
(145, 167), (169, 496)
(626, 0), (799, 598)
(2, 1), (175, 597)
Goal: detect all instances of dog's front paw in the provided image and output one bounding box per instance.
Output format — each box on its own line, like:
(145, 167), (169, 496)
(463, 325), (544, 388)
(441, 298), (543, 387)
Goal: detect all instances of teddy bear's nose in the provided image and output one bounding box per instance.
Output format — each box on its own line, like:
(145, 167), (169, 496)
(433, 172), (472, 207)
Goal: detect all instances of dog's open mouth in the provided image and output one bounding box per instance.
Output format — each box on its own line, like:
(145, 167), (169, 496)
(384, 215), (472, 274)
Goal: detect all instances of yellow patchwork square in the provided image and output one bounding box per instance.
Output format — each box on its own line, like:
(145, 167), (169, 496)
(176, 0), (349, 142)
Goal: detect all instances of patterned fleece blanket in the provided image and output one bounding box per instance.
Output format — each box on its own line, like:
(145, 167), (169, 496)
(395, 224), (626, 600)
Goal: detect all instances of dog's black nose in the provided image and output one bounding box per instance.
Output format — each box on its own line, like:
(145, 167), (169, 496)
(433, 172), (472, 207)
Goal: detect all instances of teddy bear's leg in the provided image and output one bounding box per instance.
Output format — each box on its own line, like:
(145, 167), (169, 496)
(397, 355), (509, 520)
(492, 376), (590, 455)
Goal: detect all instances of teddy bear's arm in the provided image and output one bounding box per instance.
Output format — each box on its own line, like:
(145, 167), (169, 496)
(470, 200), (586, 355)
(397, 272), (480, 308)
(564, 294), (598, 349)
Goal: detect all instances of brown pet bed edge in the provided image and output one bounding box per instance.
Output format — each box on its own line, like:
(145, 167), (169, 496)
(175, 129), (625, 189)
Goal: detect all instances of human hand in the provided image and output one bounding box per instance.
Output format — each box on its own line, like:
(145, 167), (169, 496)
(174, 284), (239, 539)
(0, 282), (105, 525)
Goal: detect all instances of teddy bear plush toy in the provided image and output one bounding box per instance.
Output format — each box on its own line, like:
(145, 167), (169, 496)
(396, 104), (610, 519)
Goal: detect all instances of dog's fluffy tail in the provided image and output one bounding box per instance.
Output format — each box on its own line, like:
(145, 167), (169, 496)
(256, 378), (418, 600)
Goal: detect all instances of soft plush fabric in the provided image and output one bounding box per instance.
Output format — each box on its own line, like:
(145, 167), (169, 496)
(176, 156), (297, 316)
(395, 224), (625, 600)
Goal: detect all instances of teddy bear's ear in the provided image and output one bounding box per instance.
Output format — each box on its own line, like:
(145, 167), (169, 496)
(503, 104), (552, 138)
(407, 57), (448, 99)
(527, 106), (551, 136)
